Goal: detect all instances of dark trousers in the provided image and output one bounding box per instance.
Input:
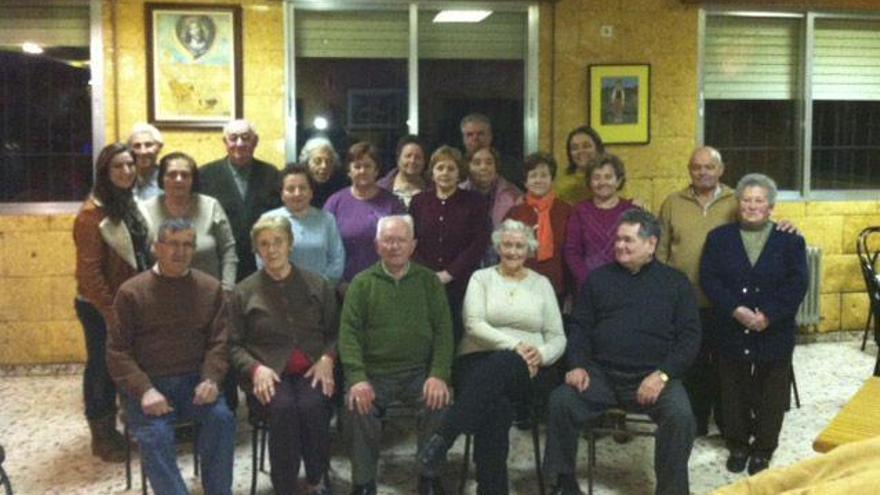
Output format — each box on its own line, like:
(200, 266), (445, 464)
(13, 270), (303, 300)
(75, 298), (117, 420)
(543, 368), (695, 495)
(440, 351), (557, 495)
(683, 309), (723, 434)
(248, 375), (333, 494)
(718, 356), (790, 458)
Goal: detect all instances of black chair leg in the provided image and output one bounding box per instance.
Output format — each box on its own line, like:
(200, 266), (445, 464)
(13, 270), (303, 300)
(459, 434), (471, 495)
(790, 364), (801, 409)
(193, 424), (200, 478)
(124, 426), (132, 491)
(259, 427), (268, 472)
(587, 430), (596, 495)
(862, 311), (872, 351)
(251, 425), (259, 495)
(141, 457), (148, 495)
(0, 467), (11, 495)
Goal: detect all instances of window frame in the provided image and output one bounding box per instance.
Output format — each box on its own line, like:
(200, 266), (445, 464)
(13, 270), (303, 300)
(284, 0), (540, 163)
(698, 8), (880, 201)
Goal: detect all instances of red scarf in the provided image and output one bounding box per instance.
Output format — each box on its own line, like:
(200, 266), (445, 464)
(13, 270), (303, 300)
(526, 191), (556, 261)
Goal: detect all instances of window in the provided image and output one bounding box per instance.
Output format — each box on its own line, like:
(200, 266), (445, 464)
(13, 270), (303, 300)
(0, 1), (92, 202)
(702, 12), (880, 195)
(289, 2), (535, 176)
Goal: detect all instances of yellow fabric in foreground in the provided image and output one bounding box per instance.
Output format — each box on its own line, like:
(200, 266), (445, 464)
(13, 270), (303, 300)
(712, 435), (880, 495)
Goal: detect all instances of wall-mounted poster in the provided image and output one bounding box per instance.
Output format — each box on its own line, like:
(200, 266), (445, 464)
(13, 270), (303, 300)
(146, 3), (242, 128)
(588, 64), (650, 144)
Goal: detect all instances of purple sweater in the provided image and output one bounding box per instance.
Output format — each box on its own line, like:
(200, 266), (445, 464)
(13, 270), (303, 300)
(323, 187), (405, 282)
(564, 198), (635, 292)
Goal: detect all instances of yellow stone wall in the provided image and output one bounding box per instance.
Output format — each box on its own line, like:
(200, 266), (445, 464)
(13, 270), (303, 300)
(2, 0), (879, 365)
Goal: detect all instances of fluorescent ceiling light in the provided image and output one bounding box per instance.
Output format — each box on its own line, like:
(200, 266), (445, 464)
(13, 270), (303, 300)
(433, 10), (492, 23)
(21, 42), (43, 55)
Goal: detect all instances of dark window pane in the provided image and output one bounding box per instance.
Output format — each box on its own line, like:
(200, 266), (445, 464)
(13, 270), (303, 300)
(0, 50), (92, 202)
(704, 99), (799, 190)
(811, 101), (880, 190)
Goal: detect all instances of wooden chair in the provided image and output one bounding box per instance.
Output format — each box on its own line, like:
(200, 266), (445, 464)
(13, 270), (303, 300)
(585, 409), (658, 495)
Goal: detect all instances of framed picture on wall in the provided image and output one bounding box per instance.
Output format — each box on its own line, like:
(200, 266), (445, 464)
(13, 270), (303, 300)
(145, 3), (242, 128)
(588, 64), (650, 144)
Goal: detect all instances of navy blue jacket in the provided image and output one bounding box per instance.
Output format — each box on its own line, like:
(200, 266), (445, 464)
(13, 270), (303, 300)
(700, 222), (807, 363)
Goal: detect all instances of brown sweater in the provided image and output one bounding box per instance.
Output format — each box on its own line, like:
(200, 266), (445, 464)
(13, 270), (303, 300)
(108, 269), (229, 399)
(228, 267), (339, 391)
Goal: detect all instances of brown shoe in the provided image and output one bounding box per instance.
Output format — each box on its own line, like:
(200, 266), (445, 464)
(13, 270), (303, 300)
(88, 415), (126, 463)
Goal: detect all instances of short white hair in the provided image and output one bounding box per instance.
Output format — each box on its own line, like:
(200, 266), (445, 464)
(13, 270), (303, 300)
(223, 119), (256, 136)
(128, 123), (163, 144)
(299, 136), (339, 167)
(491, 219), (538, 256)
(375, 214), (414, 241)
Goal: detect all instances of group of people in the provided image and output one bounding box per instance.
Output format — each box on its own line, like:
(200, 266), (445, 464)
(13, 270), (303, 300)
(72, 113), (807, 495)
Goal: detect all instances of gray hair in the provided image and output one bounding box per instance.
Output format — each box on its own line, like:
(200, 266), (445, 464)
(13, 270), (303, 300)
(691, 146), (723, 168)
(617, 209), (661, 241)
(735, 173), (778, 207)
(156, 218), (196, 245)
(375, 214), (414, 241)
(222, 119), (256, 136)
(128, 123), (163, 144)
(491, 219), (539, 257)
(299, 136), (340, 168)
(459, 113), (492, 132)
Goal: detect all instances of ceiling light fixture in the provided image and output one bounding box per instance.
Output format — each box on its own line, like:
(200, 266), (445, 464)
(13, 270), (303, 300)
(433, 10), (492, 23)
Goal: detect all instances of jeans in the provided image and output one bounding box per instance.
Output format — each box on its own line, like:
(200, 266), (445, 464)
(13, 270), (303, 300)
(126, 372), (236, 495)
(75, 298), (117, 420)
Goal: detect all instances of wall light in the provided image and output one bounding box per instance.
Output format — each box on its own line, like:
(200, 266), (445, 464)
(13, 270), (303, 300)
(313, 116), (329, 131)
(433, 10), (492, 23)
(21, 42), (44, 55)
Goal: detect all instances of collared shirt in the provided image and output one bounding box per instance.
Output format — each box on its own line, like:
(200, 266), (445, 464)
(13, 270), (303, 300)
(226, 159), (252, 199)
(689, 184), (724, 214)
(152, 262), (191, 278)
(133, 168), (161, 201)
(380, 260), (410, 280)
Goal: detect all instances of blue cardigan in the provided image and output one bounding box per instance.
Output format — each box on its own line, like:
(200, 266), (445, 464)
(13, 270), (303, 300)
(699, 222), (808, 363)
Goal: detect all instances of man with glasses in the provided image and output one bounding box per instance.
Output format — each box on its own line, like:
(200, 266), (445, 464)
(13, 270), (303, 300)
(107, 218), (235, 495)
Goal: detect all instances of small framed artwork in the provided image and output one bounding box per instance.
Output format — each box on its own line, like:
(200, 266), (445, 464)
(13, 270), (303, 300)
(145, 3), (243, 128)
(347, 89), (406, 130)
(588, 64), (650, 144)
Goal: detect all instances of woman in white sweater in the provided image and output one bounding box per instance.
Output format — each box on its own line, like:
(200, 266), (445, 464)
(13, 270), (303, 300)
(138, 152), (238, 291)
(419, 219), (566, 495)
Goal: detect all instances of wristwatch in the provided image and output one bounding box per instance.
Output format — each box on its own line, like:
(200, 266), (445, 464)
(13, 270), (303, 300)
(657, 370), (670, 383)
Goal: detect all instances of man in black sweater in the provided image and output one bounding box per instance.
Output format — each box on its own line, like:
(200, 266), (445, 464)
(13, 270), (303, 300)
(544, 209), (701, 495)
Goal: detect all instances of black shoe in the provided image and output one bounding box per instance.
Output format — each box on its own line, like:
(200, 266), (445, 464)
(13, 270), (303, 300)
(726, 450), (748, 473)
(349, 481), (376, 495)
(418, 475), (445, 495)
(747, 455), (770, 475)
(417, 434), (448, 471)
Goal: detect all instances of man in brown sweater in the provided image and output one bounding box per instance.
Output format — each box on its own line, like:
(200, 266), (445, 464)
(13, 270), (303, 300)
(107, 218), (235, 495)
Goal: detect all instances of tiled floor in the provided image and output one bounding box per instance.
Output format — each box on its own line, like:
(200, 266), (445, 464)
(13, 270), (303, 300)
(0, 336), (876, 495)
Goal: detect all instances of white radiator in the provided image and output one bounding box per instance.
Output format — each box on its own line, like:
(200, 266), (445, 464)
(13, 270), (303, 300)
(796, 246), (822, 327)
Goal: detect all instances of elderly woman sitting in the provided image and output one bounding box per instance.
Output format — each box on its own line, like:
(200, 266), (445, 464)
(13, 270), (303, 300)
(419, 219), (566, 495)
(700, 173), (807, 476)
(229, 216), (339, 495)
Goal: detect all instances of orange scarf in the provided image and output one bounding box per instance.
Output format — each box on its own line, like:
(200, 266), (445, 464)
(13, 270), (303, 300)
(526, 191), (556, 261)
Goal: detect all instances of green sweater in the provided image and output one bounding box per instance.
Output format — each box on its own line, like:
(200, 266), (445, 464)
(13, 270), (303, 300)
(338, 261), (454, 386)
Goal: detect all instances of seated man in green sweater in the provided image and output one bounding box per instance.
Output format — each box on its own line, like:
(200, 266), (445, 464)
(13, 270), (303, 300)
(339, 214), (454, 495)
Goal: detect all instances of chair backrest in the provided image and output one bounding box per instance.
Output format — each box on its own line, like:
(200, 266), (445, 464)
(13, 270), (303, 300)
(857, 227), (880, 314)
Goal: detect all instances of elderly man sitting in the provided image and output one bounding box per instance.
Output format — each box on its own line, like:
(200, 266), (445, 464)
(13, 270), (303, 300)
(107, 218), (235, 495)
(339, 214), (454, 495)
(543, 209), (701, 495)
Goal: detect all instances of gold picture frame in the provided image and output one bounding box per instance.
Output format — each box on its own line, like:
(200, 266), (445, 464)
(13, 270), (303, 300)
(588, 64), (650, 144)
(145, 3), (242, 128)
